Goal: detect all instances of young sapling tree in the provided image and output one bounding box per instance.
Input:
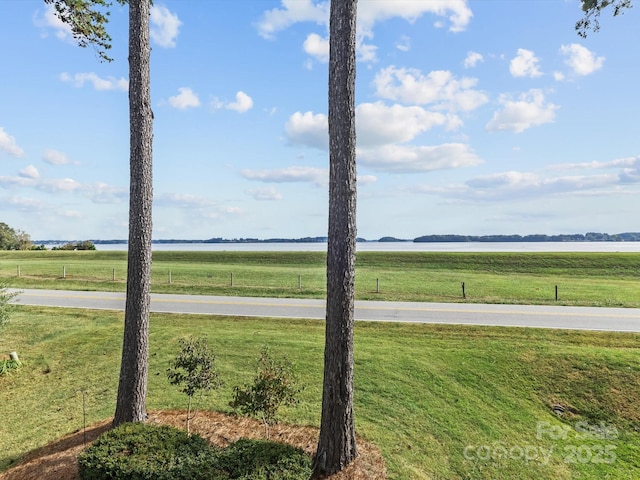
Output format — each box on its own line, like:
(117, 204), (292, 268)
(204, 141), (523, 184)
(230, 346), (301, 439)
(167, 336), (220, 434)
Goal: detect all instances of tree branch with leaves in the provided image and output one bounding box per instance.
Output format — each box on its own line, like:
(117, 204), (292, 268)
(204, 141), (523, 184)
(44, 0), (126, 62)
(576, 0), (633, 37)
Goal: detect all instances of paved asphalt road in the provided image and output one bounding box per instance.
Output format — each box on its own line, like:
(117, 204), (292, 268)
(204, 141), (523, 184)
(9, 288), (640, 332)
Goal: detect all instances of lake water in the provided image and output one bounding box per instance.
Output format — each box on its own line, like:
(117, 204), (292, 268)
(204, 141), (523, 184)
(90, 242), (640, 253)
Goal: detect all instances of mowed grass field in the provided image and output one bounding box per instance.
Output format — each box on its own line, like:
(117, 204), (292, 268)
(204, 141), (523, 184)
(1, 250), (639, 478)
(0, 250), (639, 306)
(0, 307), (639, 479)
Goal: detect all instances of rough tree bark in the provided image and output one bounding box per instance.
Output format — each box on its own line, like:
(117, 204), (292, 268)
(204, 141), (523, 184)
(113, 0), (153, 427)
(312, 0), (359, 476)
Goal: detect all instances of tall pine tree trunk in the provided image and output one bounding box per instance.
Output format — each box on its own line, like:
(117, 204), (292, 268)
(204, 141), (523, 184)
(312, 0), (359, 476)
(113, 0), (153, 427)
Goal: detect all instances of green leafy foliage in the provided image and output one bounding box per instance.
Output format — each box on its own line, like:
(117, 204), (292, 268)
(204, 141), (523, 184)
(167, 336), (221, 433)
(78, 422), (221, 480)
(77, 423), (311, 480)
(215, 438), (312, 480)
(43, 0), (127, 62)
(0, 222), (31, 250)
(230, 347), (301, 439)
(577, 0), (633, 37)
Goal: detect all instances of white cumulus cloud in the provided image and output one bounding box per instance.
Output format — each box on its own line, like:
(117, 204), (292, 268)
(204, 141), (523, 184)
(560, 43), (605, 76)
(257, 0), (329, 39)
(285, 103), (463, 150)
(38, 177), (81, 193)
(19, 165), (40, 179)
(357, 174), (377, 186)
(7, 196), (49, 212)
(0, 173), (126, 204)
(303, 33), (329, 62)
(285, 111), (328, 150)
(418, 165), (638, 203)
(464, 51), (484, 68)
(34, 4), (73, 42)
(463, 170), (620, 200)
(0, 127), (25, 157)
(150, 5), (182, 48)
(357, 102), (459, 147)
(282, 102), (480, 175)
(240, 166), (328, 187)
(245, 187), (283, 201)
(510, 49), (543, 78)
(486, 89), (558, 133)
(169, 87), (200, 110)
(226, 91), (254, 113)
(548, 156), (640, 171)
(374, 66), (488, 112)
(358, 143), (482, 173)
(60, 72), (128, 91)
(258, 0), (472, 39)
(155, 193), (214, 208)
(212, 91), (254, 113)
(358, 0), (473, 35)
(43, 149), (73, 166)
(257, 0), (472, 63)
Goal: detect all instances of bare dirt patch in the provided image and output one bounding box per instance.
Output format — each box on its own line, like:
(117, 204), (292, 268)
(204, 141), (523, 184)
(0, 410), (386, 480)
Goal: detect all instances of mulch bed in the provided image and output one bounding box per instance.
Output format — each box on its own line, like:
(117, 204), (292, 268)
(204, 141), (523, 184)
(0, 410), (386, 480)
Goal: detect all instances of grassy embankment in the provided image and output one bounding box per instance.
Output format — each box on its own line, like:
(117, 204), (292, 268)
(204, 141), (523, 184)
(0, 307), (639, 479)
(0, 250), (639, 306)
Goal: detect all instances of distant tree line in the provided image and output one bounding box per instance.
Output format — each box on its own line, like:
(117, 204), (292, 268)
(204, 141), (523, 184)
(34, 233), (640, 245)
(412, 232), (640, 243)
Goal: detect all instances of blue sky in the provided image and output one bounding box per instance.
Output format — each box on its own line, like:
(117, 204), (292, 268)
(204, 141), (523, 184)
(1, 0), (639, 241)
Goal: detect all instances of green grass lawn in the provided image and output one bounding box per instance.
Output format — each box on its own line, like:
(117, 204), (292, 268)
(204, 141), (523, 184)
(1, 307), (639, 479)
(0, 250), (639, 307)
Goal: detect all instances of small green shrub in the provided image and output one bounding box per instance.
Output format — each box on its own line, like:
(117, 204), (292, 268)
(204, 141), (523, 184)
(230, 347), (302, 439)
(78, 423), (312, 480)
(216, 438), (312, 480)
(77, 422), (222, 480)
